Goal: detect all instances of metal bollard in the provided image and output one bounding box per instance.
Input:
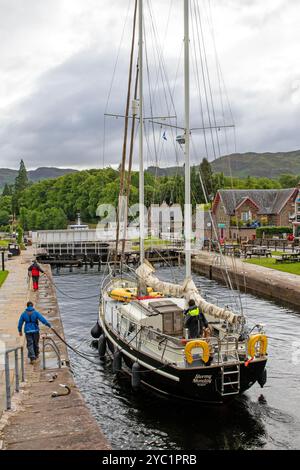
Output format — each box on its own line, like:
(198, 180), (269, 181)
(20, 347), (25, 383)
(42, 337), (46, 370)
(15, 349), (19, 393)
(5, 352), (11, 410)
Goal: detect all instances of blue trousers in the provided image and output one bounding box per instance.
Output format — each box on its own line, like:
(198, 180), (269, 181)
(25, 333), (40, 360)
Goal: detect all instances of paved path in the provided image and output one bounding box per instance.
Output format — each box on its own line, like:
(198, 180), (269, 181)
(0, 248), (32, 412)
(2, 367), (110, 450)
(0, 252), (110, 450)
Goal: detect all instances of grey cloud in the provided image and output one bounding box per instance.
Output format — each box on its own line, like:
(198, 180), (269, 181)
(1, 0), (300, 170)
(0, 46), (132, 168)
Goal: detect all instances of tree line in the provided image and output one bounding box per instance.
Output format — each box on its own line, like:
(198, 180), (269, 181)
(0, 159), (299, 232)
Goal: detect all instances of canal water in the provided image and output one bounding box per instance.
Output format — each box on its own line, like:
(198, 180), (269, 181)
(54, 267), (300, 450)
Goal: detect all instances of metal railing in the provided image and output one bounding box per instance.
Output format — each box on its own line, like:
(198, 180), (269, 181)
(42, 336), (62, 370)
(3, 346), (25, 411)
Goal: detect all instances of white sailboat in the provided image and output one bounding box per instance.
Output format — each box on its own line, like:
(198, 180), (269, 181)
(95, 0), (268, 404)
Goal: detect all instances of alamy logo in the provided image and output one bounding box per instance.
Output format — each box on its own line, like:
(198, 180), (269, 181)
(95, 200), (209, 244)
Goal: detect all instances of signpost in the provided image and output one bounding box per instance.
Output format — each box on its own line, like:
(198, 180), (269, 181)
(1, 250), (5, 271)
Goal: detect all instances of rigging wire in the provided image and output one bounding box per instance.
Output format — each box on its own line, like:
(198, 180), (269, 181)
(195, 0), (222, 159)
(102, 0), (132, 168)
(144, 0), (184, 210)
(207, 0), (245, 308)
(190, 5), (210, 162)
(190, 136), (243, 314)
(115, 0), (138, 262)
(192, 0), (217, 161)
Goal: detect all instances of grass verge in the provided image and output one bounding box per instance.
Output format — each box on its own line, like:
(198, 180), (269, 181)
(0, 271), (9, 287)
(131, 237), (171, 251)
(244, 258), (300, 275)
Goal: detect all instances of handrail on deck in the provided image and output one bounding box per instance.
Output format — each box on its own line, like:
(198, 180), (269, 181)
(101, 298), (246, 367)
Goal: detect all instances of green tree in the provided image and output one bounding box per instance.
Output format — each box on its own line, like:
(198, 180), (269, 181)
(279, 174), (299, 188)
(0, 196), (12, 213)
(0, 210), (10, 226)
(199, 158), (215, 197)
(12, 160), (29, 215)
(2, 183), (12, 196)
(17, 225), (23, 245)
(15, 160), (29, 192)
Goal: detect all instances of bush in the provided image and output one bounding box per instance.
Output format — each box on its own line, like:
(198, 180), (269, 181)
(0, 225), (10, 233)
(256, 226), (293, 238)
(230, 217), (243, 228)
(17, 225), (24, 245)
(260, 216), (269, 227)
(0, 210), (10, 226)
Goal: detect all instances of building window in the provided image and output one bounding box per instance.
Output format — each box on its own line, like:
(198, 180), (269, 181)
(241, 211), (251, 222)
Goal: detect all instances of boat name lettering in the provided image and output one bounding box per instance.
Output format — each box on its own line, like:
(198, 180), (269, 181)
(193, 375), (212, 387)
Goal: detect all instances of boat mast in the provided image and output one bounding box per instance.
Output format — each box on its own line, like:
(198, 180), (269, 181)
(184, 0), (192, 278)
(139, 0), (145, 264)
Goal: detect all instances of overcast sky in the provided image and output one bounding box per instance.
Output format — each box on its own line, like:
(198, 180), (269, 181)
(0, 0), (300, 170)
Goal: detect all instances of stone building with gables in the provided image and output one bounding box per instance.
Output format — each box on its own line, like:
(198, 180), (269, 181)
(212, 188), (298, 240)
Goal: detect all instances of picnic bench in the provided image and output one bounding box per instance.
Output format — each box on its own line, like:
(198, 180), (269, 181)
(223, 245), (241, 257)
(275, 253), (300, 263)
(245, 246), (272, 259)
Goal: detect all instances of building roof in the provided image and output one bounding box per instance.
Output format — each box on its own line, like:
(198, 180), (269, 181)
(215, 189), (298, 216)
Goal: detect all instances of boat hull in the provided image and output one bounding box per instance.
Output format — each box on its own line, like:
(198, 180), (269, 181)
(101, 321), (267, 405)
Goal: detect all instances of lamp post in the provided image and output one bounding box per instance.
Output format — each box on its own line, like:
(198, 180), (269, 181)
(207, 222), (212, 251)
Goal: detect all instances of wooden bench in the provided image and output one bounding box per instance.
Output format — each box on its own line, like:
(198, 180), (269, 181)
(275, 254), (300, 263)
(245, 248), (272, 259)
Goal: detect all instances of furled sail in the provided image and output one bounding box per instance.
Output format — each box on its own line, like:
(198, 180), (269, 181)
(136, 261), (241, 325)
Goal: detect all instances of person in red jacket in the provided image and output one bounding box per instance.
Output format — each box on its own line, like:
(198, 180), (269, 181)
(28, 261), (45, 291)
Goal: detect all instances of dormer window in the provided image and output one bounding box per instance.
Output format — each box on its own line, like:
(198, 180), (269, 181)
(241, 211), (251, 222)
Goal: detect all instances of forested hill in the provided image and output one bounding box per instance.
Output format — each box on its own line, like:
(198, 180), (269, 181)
(211, 151), (300, 178)
(0, 167), (77, 190)
(1, 163), (299, 232)
(147, 150), (300, 178)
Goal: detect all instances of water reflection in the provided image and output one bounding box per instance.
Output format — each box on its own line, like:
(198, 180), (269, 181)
(54, 268), (300, 450)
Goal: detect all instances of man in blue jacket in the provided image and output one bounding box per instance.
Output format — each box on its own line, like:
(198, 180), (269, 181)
(18, 302), (51, 364)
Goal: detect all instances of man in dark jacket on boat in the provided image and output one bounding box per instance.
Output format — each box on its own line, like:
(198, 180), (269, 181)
(18, 302), (51, 364)
(184, 299), (209, 339)
(28, 261), (45, 291)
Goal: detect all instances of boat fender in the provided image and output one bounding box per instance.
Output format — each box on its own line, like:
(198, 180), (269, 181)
(98, 334), (107, 360)
(257, 369), (267, 389)
(248, 334), (268, 358)
(185, 340), (210, 365)
(91, 322), (102, 339)
(91, 339), (99, 350)
(113, 351), (122, 374)
(131, 362), (141, 390)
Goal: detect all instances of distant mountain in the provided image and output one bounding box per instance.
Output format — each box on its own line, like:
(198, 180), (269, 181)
(147, 166), (184, 177)
(27, 167), (77, 182)
(147, 150), (300, 178)
(0, 167), (77, 191)
(0, 169), (17, 189)
(211, 151), (300, 178)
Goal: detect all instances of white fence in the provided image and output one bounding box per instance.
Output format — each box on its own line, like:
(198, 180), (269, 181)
(32, 230), (103, 245)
